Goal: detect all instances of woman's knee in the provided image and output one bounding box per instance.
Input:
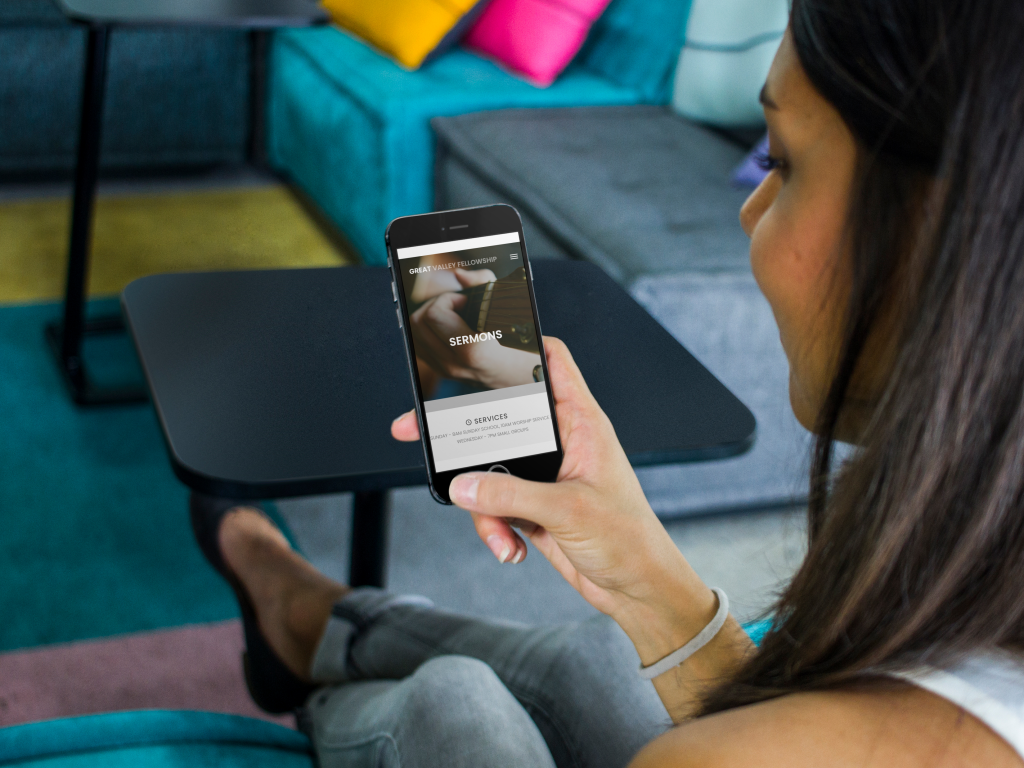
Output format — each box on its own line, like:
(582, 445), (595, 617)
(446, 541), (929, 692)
(527, 617), (669, 758)
(399, 656), (525, 731)
(395, 656), (555, 767)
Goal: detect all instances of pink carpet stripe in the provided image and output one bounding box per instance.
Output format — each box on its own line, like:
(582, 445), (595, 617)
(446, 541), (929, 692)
(0, 620), (294, 728)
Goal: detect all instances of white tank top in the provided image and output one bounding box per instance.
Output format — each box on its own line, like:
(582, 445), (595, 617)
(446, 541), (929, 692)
(890, 649), (1024, 759)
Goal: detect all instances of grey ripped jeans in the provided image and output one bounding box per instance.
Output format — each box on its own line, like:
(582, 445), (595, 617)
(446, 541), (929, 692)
(298, 588), (671, 768)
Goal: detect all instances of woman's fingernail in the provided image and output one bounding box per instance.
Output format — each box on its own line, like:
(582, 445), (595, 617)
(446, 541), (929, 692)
(487, 535), (511, 563)
(511, 548), (524, 564)
(450, 473), (481, 507)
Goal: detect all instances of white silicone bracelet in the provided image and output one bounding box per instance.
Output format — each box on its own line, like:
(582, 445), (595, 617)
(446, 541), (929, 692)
(638, 588), (729, 680)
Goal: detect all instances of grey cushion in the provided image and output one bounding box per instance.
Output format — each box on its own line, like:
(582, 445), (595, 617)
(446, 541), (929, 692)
(630, 273), (812, 514)
(433, 106), (753, 283)
(437, 154), (575, 262)
(433, 106), (815, 516)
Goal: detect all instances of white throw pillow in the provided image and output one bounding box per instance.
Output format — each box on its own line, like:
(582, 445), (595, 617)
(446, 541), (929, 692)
(671, 0), (790, 127)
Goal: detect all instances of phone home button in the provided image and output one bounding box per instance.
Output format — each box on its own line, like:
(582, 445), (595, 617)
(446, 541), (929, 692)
(487, 464), (511, 475)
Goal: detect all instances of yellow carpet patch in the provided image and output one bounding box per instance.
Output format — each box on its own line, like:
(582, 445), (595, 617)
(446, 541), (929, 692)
(0, 186), (351, 305)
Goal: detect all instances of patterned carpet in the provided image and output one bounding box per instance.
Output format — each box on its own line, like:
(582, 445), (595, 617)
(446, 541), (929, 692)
(0, 621), (291, 728)
(0, 183), (347, 726)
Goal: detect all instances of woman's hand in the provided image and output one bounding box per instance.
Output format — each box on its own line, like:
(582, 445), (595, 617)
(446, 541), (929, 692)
(391, 338), (742, 691)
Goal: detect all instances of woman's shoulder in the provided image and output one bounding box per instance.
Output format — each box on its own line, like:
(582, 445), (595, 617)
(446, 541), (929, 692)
(631, 680), (1024, 768)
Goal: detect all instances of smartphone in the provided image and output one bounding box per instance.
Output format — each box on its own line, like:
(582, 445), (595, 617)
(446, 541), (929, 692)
(386, 204), (563, 504)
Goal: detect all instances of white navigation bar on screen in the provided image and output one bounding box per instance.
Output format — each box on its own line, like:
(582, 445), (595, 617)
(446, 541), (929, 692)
(395, 232), (520, 260)
(433, 440), (558, 474)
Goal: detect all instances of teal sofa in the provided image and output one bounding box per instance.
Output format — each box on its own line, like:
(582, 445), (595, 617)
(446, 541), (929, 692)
(265, 0), (694, 265)
(0, 711), (313, 767)
(0, 0), (250, 177)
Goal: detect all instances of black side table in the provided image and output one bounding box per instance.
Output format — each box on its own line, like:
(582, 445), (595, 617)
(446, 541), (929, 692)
(122, 262), (756, 587)
(48, 0), (328, 405)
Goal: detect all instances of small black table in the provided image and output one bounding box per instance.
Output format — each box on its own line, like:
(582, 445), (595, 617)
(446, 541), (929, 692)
(122, 262), (756, 587)
(50, 0), (328, 405)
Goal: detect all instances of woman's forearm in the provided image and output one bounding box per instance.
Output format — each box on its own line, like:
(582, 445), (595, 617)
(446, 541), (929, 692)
(653, 617), (754, 722)
(610, 548), (755, 723)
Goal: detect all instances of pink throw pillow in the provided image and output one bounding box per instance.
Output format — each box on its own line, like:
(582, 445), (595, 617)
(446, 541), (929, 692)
(465, 0), (612, 87)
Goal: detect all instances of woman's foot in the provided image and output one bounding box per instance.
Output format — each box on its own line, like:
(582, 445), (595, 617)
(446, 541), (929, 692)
(218, 506), (351, 681)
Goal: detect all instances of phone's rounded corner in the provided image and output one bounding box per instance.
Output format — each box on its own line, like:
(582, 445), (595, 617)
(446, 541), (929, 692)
(428, 483), (453, 506)
(494, 203), (524, 228)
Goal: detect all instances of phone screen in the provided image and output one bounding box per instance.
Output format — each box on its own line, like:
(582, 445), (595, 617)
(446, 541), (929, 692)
(394, 231), (559, 476)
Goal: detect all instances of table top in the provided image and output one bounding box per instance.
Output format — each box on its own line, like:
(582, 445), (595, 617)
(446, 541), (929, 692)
(55, 0), (328, 27)
(122, 262), (755, 500)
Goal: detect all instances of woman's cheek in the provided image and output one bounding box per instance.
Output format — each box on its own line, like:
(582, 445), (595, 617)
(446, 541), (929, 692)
(749, 201), (799, 358)
(749, 199), (826, 431)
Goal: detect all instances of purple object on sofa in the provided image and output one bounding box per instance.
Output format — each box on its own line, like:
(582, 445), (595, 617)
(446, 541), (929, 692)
(731, 133), (770, 188)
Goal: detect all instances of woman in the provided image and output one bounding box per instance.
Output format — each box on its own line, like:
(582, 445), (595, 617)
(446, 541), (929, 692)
(193, 0), (1024, 764)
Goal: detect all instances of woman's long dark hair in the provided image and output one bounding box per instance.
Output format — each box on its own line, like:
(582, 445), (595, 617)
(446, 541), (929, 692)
(703, 0), (1024, 713)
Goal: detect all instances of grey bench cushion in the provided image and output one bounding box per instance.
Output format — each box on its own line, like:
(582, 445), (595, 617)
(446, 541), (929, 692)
(630, 273), (812, 514)
(433, 106), (753, 284)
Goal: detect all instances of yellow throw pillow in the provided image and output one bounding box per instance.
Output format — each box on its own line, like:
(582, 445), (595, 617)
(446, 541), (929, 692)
(323, 0), (484, 70)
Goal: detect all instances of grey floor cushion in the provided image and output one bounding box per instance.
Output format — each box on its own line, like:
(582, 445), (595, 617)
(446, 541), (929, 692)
(630, 272), (812, 516)
(434, 106), (753, 283)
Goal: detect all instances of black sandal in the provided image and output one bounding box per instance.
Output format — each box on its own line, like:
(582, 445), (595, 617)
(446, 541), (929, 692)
(189, 492), (316, 714)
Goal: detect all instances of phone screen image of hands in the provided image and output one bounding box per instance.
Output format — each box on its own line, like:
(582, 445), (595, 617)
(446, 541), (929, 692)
(397, 232), (557, 473)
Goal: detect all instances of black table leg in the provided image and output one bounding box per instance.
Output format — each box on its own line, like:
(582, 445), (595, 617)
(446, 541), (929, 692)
(248, 29), (269, 168)
(349, 491), (390, 588)
(46, 23), (147, 406)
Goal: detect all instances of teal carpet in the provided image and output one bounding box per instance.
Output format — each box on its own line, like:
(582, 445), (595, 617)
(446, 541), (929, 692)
(0, 300), (239, 651)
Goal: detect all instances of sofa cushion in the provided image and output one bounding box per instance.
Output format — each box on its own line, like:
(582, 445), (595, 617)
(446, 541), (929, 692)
(575, 0), (695, 103)
(321, 0), (486, 70)
(0, 710), (313, 767)
(465, 0), (612, 87)
(630, 272), (812, 515)
(436, 152), (577, 263)
(266, 27), (644, 264)
(0, 22), (250, 174)
(0, 0), (67, 25)
(671, 0), (788, 127)
(432, 106), (752, 283)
